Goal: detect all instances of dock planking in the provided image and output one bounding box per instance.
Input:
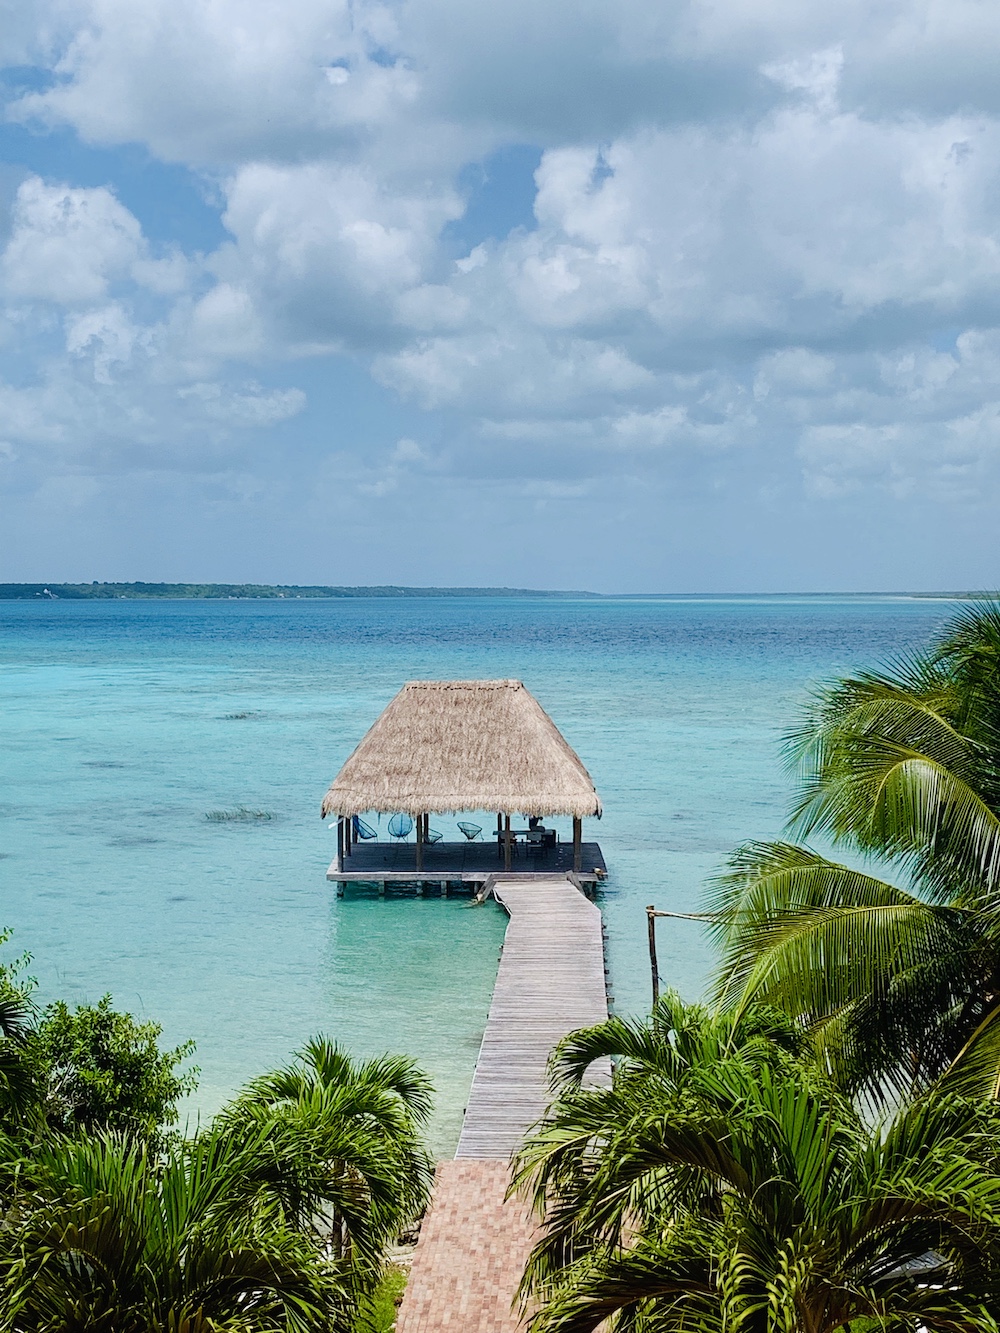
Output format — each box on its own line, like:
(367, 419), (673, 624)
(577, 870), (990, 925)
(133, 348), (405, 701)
(456, 876), (610, 1160)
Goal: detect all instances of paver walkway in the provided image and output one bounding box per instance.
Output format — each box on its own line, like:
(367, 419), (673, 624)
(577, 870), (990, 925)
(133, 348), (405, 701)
(395, 1161), (539, 1333)
(396, 877), (609, 1332)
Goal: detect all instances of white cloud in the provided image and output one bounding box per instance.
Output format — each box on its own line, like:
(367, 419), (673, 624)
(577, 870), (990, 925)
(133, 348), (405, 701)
(8, 0), (1000, 526)
(65, 302), (139, 382)
(2, 177), (144, 304)
(176, 381), (306, 426)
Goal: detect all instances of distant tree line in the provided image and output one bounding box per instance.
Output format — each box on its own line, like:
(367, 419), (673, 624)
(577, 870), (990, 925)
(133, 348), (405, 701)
(0, 582), (601, 599)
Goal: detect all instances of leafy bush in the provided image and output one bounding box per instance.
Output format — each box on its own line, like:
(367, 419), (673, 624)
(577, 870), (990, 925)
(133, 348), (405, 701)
(25, 995), (197, 1146)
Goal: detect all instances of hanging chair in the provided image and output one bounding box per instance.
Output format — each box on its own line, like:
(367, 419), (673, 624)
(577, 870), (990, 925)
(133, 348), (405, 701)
(388, 813), (414, 840)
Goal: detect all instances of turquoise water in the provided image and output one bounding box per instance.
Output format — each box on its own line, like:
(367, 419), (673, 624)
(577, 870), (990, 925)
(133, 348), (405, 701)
(0, 596), (958, 1152)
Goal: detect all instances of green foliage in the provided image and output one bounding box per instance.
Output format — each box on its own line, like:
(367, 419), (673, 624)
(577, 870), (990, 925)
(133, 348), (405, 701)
(25, 995), (197, 1145)
(0, 1127), (349, 1331)
(516, 999), (1000, 1333)
(0, 929), (432, 1329)
(217, 1037), (434, 1302)
(0, 931), (40, 1125)
(353, 1266), (407, 1333)
(709, 599), (1000, 1099)
(0, 1009), (432, 1331)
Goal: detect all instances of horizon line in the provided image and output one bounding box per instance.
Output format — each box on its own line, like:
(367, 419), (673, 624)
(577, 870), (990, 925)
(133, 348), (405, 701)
(1, 581), (996, 601)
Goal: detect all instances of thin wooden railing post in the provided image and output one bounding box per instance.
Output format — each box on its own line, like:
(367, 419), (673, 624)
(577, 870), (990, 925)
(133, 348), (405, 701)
(345, 815), (352, 857)
(573, 816), (582, 873)
(504, 813), (512, 871)
(646, 905), (660, 1005)
(416, 813), (424, 872)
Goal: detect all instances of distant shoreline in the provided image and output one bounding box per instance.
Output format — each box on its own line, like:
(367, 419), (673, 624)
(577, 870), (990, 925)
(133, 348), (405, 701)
(0, 582), (602, 600)
(0, 583), (993, 601)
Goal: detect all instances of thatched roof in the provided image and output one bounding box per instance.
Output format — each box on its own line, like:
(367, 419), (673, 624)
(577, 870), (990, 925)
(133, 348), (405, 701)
(321, 680), (601, 819)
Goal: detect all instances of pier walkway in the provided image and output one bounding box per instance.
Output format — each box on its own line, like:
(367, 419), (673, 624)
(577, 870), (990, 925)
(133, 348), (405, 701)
(457, 877), (610, 1157)
(397, 876), (609, 1333)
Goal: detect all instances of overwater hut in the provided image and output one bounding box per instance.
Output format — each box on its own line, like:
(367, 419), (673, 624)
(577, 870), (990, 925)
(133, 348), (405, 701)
(322, 679), (603, 888)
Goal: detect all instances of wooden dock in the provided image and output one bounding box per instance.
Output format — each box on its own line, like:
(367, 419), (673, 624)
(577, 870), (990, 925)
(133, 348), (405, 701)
(397, 875), (611, 1332)
(457, 875), (610, 1158)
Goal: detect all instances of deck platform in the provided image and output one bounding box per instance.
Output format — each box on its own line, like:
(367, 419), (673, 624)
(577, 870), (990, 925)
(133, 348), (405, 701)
(396, 877), (610, 1332)
(457, 877), (610, 1158)
(326, 840), (606, 889)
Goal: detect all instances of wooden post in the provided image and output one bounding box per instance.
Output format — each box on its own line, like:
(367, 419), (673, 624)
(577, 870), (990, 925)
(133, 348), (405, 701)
(504, 813), (512, 871)
(415, 813), (423, 873)
(646, 905), (660, 1005)
(573, 816), (582, 873)
(337, 817), (344, 868)
(345, 815), (352, 857)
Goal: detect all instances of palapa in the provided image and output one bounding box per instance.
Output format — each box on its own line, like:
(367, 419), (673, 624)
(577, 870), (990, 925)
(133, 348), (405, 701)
(321, 679), (601, 820)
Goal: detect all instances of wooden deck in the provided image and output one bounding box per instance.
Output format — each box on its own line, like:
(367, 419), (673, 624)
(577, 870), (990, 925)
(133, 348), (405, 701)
(395, 876), (611, 1332)
(456, 877), (610, 1158)
(326, 840), (607, 889)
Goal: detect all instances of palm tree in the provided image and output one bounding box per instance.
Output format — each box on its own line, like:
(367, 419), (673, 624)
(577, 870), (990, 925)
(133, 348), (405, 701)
(709, 599), (1000, 1099)
(514, 993), (813, 1284)
(217, 1038), (434, 1295)
(0, 1125), (347, 1331)
(515, 1002), (1000, 1333)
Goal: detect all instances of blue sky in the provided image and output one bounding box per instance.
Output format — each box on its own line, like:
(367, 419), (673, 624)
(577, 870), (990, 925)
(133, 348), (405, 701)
(2, 0), (1000, 592)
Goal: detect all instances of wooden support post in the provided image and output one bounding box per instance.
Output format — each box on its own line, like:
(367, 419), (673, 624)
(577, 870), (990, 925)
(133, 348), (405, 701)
(337, 817), (344, 868)
(646, 905), (660, 1005)
(415, 813), (423, 873)
(573, 816), (582, 873)
(378, 881), (385, 896)
(345, 815), (352, 857)
(504, 813), (512, 871)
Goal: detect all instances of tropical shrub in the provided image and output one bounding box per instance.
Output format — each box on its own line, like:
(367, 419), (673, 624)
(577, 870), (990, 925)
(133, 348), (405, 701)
(710, 600), (1000, 1099)
(217, 1037), (434, 1303)
(25, 995), (197, 1145)
(516, 998), (1000, 1333)
(0, 1126), (347, 1332)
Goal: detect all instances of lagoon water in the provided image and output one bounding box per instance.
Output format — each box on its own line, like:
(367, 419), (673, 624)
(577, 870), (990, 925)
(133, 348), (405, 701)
(0, 595), (958, 1151)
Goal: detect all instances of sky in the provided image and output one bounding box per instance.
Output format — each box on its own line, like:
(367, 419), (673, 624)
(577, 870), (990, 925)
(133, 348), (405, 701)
(1, 0), (1000, 592)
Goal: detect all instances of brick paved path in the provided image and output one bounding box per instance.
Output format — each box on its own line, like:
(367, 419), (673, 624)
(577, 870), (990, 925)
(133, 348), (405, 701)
(396, 1161), (539, 1333)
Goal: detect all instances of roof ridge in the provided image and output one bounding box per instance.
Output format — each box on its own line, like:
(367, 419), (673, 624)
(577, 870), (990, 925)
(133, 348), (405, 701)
(403, 679), (523, 689)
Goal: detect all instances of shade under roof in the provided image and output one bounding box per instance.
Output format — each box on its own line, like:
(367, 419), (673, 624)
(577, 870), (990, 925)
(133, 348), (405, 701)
(321, 679), (601, 819)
